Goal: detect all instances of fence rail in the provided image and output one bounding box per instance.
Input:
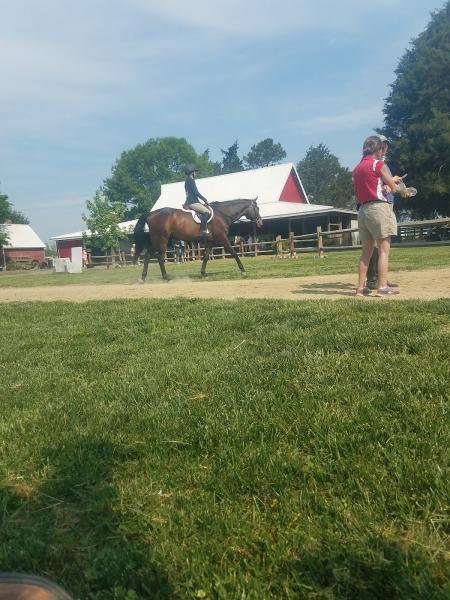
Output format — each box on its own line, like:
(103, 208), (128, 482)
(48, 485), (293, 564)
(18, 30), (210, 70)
(77, 217), (450, 266)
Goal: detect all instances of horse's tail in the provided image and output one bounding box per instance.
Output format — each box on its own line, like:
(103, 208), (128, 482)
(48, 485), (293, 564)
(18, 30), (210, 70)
(133, 213), (151, 259)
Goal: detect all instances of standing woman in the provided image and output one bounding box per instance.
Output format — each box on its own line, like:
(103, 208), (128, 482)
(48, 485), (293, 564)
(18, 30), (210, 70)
(365, 135), (397, 290)
(353, 136), (403, 297)
(184, 165), (211, 238)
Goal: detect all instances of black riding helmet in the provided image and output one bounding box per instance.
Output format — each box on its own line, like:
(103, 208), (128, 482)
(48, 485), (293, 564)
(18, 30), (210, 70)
(184, 164), (197, 175)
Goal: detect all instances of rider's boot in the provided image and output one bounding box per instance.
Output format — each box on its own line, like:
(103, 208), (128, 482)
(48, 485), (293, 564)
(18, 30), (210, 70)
(199, 213), (210, 238)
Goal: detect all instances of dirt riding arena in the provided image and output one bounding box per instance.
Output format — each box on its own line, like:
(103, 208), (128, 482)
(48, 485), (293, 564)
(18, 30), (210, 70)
(0, 268), (449, 302)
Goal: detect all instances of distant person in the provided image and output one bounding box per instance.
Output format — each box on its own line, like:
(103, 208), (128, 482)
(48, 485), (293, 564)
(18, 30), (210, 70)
(176, 240), (185, 263)
(82, 247), (88, 268)
(184, 165), (211, 238)
(245, 233), (253, 255)
(353, 135), (403, 297)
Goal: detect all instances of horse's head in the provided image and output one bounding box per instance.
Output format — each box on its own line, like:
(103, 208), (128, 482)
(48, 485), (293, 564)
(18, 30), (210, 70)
(245, 197), (263, 227)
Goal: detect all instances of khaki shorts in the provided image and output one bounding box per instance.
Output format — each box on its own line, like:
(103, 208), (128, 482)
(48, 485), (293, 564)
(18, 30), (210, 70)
(358, 202), (397, 242)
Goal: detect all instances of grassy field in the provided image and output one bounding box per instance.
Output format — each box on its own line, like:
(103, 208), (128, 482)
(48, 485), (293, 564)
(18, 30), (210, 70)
(1, 298), (449, 599)
(0, 245), (449, 287)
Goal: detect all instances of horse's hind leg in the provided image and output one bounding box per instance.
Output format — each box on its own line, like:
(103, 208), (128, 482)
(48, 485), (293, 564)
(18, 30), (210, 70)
(201, 247), (211, 277)
(155, 238), (171, 281)
(156, 252), (171, 281)
(140, 254), (150, 282)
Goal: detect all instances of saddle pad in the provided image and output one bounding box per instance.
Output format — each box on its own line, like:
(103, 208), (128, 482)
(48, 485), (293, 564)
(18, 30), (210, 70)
(181, 206), (213, 224)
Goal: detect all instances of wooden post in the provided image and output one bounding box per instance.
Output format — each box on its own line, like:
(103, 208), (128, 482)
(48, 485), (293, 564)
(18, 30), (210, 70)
(254, 240), (258, 257)
(316, 226), (324, 258)
(289, 232), (295, 258)
(239, 239), (244, 257)
(276, 234), (282, 257)
(222, 246), (226, 259)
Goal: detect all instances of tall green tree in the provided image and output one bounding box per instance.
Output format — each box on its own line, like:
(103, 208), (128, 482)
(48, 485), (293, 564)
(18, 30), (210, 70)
(0, 224), (9, 248)
(379, 1), (450, 217)
(0, 192), (29, 224)
(82, 190), (127, 258)
(103, 137), (218, 219)
(243, 138), (287, 169)
(296, 144), (354, 208)
(220, 141), (244, 174)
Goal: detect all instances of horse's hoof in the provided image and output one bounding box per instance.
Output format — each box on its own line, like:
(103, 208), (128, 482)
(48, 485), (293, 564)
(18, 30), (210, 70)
(138, 278), (145, 284)
(241, 271), (248, 278)
(201, 272), (208, 278)
(164, 276), (172, 282)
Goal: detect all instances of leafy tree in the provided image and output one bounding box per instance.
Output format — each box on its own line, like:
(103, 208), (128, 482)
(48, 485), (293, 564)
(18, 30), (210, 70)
(103, 137), (219, 219)
(243, 138), (287, 169)
(45, 241), (57, 256)
(0, 194), (10, 252)
(379, 1), (450, 217)
(296, 144), (354, 208)
(82, 190), (127, 259)
(220, 141), (244, 174)
(0, 192), (29, 224)
(0, 224), (9, 248)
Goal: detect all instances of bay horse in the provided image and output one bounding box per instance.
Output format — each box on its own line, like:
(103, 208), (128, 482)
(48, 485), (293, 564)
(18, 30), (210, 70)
(133, 198), (263, 281)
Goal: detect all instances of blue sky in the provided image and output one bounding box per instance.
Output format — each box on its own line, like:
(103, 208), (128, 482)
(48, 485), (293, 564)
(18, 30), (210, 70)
(0, 0), (443, 241)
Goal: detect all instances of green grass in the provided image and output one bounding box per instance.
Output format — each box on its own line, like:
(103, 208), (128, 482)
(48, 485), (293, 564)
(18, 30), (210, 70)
(1, 298), (449, 599)
(0, 245), (449, 287)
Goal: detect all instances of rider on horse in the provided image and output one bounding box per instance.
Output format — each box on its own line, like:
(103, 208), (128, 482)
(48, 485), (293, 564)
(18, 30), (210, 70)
(184, 165), (212, 238)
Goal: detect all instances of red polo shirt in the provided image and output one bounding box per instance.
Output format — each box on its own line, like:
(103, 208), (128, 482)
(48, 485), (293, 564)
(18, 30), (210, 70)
(353, 156), (387, 204)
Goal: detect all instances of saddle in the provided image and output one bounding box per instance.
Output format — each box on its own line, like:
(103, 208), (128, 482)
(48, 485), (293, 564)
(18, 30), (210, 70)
(181, 203), (213, 224)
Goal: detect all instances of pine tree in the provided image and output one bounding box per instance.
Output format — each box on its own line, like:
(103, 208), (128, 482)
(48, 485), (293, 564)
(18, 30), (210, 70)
(220, 141), (244, 174)
(380, 2), (450, 217)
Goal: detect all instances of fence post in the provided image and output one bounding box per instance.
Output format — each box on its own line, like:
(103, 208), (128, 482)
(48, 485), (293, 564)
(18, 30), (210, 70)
(276, 234), (282, 257)
(289, 232), (295, 258)
(316, 226), (325, 258)
(222, 246), (226, 259)
(239, 239), (244, 257)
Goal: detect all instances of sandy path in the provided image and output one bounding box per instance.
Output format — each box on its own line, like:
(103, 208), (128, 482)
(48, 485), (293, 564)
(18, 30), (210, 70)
(0, 268), (449, 303)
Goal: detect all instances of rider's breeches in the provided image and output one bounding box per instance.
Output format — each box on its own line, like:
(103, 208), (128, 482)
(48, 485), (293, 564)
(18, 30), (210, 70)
(189, 203), (211, 216)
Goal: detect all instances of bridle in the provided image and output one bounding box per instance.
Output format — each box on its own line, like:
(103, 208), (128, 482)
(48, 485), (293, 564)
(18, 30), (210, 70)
(247, 199), (263, 227)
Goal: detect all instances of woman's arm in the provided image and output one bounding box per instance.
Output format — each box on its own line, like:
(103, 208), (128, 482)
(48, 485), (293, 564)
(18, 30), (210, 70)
(380, 164), (402, 193)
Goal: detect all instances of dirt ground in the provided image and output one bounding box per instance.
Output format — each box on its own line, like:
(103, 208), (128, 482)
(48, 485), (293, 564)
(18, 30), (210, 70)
(0, 268), (449, 303)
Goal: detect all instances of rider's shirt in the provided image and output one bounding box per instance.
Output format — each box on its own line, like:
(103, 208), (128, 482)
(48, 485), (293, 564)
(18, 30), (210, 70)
(185, 176), (208, 205)
(353, 156), (388, 204)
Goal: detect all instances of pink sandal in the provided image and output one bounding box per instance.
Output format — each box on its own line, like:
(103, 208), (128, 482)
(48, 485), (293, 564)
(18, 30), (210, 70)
(375, 287), (400, 297)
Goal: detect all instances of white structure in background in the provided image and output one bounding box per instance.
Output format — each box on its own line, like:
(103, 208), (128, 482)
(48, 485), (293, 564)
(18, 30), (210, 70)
(66, 246), (83, 273)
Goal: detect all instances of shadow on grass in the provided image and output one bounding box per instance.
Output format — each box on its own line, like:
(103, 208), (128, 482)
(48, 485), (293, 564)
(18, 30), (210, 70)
(294, 282), (356, 297)
(0, 437), (174, 600)
(289, 536), (442, 599)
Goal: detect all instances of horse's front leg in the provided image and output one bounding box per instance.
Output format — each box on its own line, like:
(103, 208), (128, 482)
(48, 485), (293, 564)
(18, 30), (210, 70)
(221, 237), (246, 276)
(201, 246), (211, 277)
